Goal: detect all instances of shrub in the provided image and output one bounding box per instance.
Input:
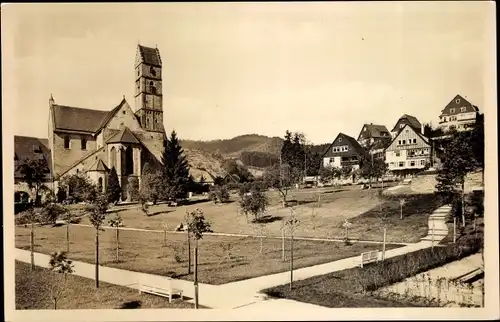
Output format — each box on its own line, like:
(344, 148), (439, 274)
(40, 203), (67, 226)
(209, 185), (230, 203)
(107, 167), (122, 204)
(127, 177), (140, 202)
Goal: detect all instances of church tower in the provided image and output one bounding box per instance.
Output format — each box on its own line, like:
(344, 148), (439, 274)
(134, 45), (164, 132)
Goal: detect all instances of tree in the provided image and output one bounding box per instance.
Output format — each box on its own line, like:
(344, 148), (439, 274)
(107, 167), (121, 204)
(319, 165), (342, 184)
(263, 163), (302, 207)
(209, 185), (230, 203)
(17, 157), (50, 206)
(359, 142), (388, 188)
(435, 129), (477, 226)
(128, 177), (140, 202)
(285, 208), (300, 291)
(108, 213), (123, 262)
(63, 208), (76, 253)
(48, 251), (74, 310)
(25, 208), (41, 270)
(161, 130), (191, 200)
(60, 173), (97, 203)
(139, 162), (162, 206)
(87, 192), (109, 288)
(340, 164), (354, 181)
(239, 188), (269, 223)
(185, 209), (213, 309)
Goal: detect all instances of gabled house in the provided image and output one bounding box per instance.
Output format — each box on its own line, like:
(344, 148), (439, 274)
(356, 123), (392, 158)
(438, 94), (479, 132)
(357, 123), (392, 147)
(322, 133), (365, 181)
(384, 124), (431, 177)
(390, 114), (422, 138)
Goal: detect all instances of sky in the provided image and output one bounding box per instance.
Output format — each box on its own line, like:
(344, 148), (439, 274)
(2, 2), (494, 144)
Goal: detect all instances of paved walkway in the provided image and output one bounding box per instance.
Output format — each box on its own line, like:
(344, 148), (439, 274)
(15, 205), (451, 309)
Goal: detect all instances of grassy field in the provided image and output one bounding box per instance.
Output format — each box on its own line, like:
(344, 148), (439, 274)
(74, 185), (434, 243)
(263, 236), (482, 308)
(15, 261), (195, 309)
(15, 225), (401, 285)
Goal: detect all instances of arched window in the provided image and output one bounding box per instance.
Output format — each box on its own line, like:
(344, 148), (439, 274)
(81, 137), (87, 150)
(64, 136), (70, 149)
(150, 66), (156, 77)
(98, 177), (103, 192)
(124, 146), (134, 176)
(150, 81), (156, 95)
(110, 147), (117, 169)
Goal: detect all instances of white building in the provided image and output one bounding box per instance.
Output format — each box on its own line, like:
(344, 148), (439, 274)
(438, 94), (479, 132)
(384, 124), (431, 177)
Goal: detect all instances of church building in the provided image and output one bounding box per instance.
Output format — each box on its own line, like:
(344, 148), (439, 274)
(16, 45), (167, 202)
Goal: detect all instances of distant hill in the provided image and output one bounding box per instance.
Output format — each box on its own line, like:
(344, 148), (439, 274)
(181, 134), (284, 158)
(181, 134), (332, 173)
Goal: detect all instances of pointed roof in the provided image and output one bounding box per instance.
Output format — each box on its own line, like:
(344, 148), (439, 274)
(391, 114), (422, 133)
(322, 132), (365, 158)
(95, 98), (127, 132)
(106, 127), (141, 144)
(137, 45), (162, 67)
(357, 123), (391, 141)
(87, 158), (109, 172)
(440, 94), (479, 116)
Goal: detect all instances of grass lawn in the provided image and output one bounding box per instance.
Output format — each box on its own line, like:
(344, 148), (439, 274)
(263, 235), (482, 308)
(15, 261), (195, 309)
(15, 225), (402, 285)
(75, 186), (434, 243)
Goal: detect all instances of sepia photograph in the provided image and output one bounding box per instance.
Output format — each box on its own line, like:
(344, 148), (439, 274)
(2, 2), (498, 321)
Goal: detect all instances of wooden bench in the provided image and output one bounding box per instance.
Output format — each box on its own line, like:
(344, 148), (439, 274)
(138, 276), (183, 303)
(356, 250), (380, 268)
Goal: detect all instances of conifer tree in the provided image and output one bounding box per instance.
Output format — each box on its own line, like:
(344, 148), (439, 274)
(161, 130), (191, 200)
(106, 167), (121, 203)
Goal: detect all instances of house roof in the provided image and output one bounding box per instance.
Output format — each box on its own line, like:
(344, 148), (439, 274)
(106, 127), (141, 144)
(137, 45), (162, 67)
(52, 99), (129, 134)
(391, 114), (422, 133)
(14, 136), (52, 179)
(87, 158), (109, 172)
(357, 123), (391, 141)
(322, 132), (365, 158)
(440, 94), (479, 116)
(52, 104), (109, 133)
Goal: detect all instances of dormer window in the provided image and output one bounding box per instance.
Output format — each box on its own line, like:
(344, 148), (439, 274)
(455, 98), (461, 104)
(339, 138), (342, 143)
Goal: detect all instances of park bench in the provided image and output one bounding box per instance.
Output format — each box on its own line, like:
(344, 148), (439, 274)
(355, 250), (380, 268)
(138, 276), (183, 303)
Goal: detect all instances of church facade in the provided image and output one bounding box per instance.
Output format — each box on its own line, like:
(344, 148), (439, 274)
(17, 45), (167, 202)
